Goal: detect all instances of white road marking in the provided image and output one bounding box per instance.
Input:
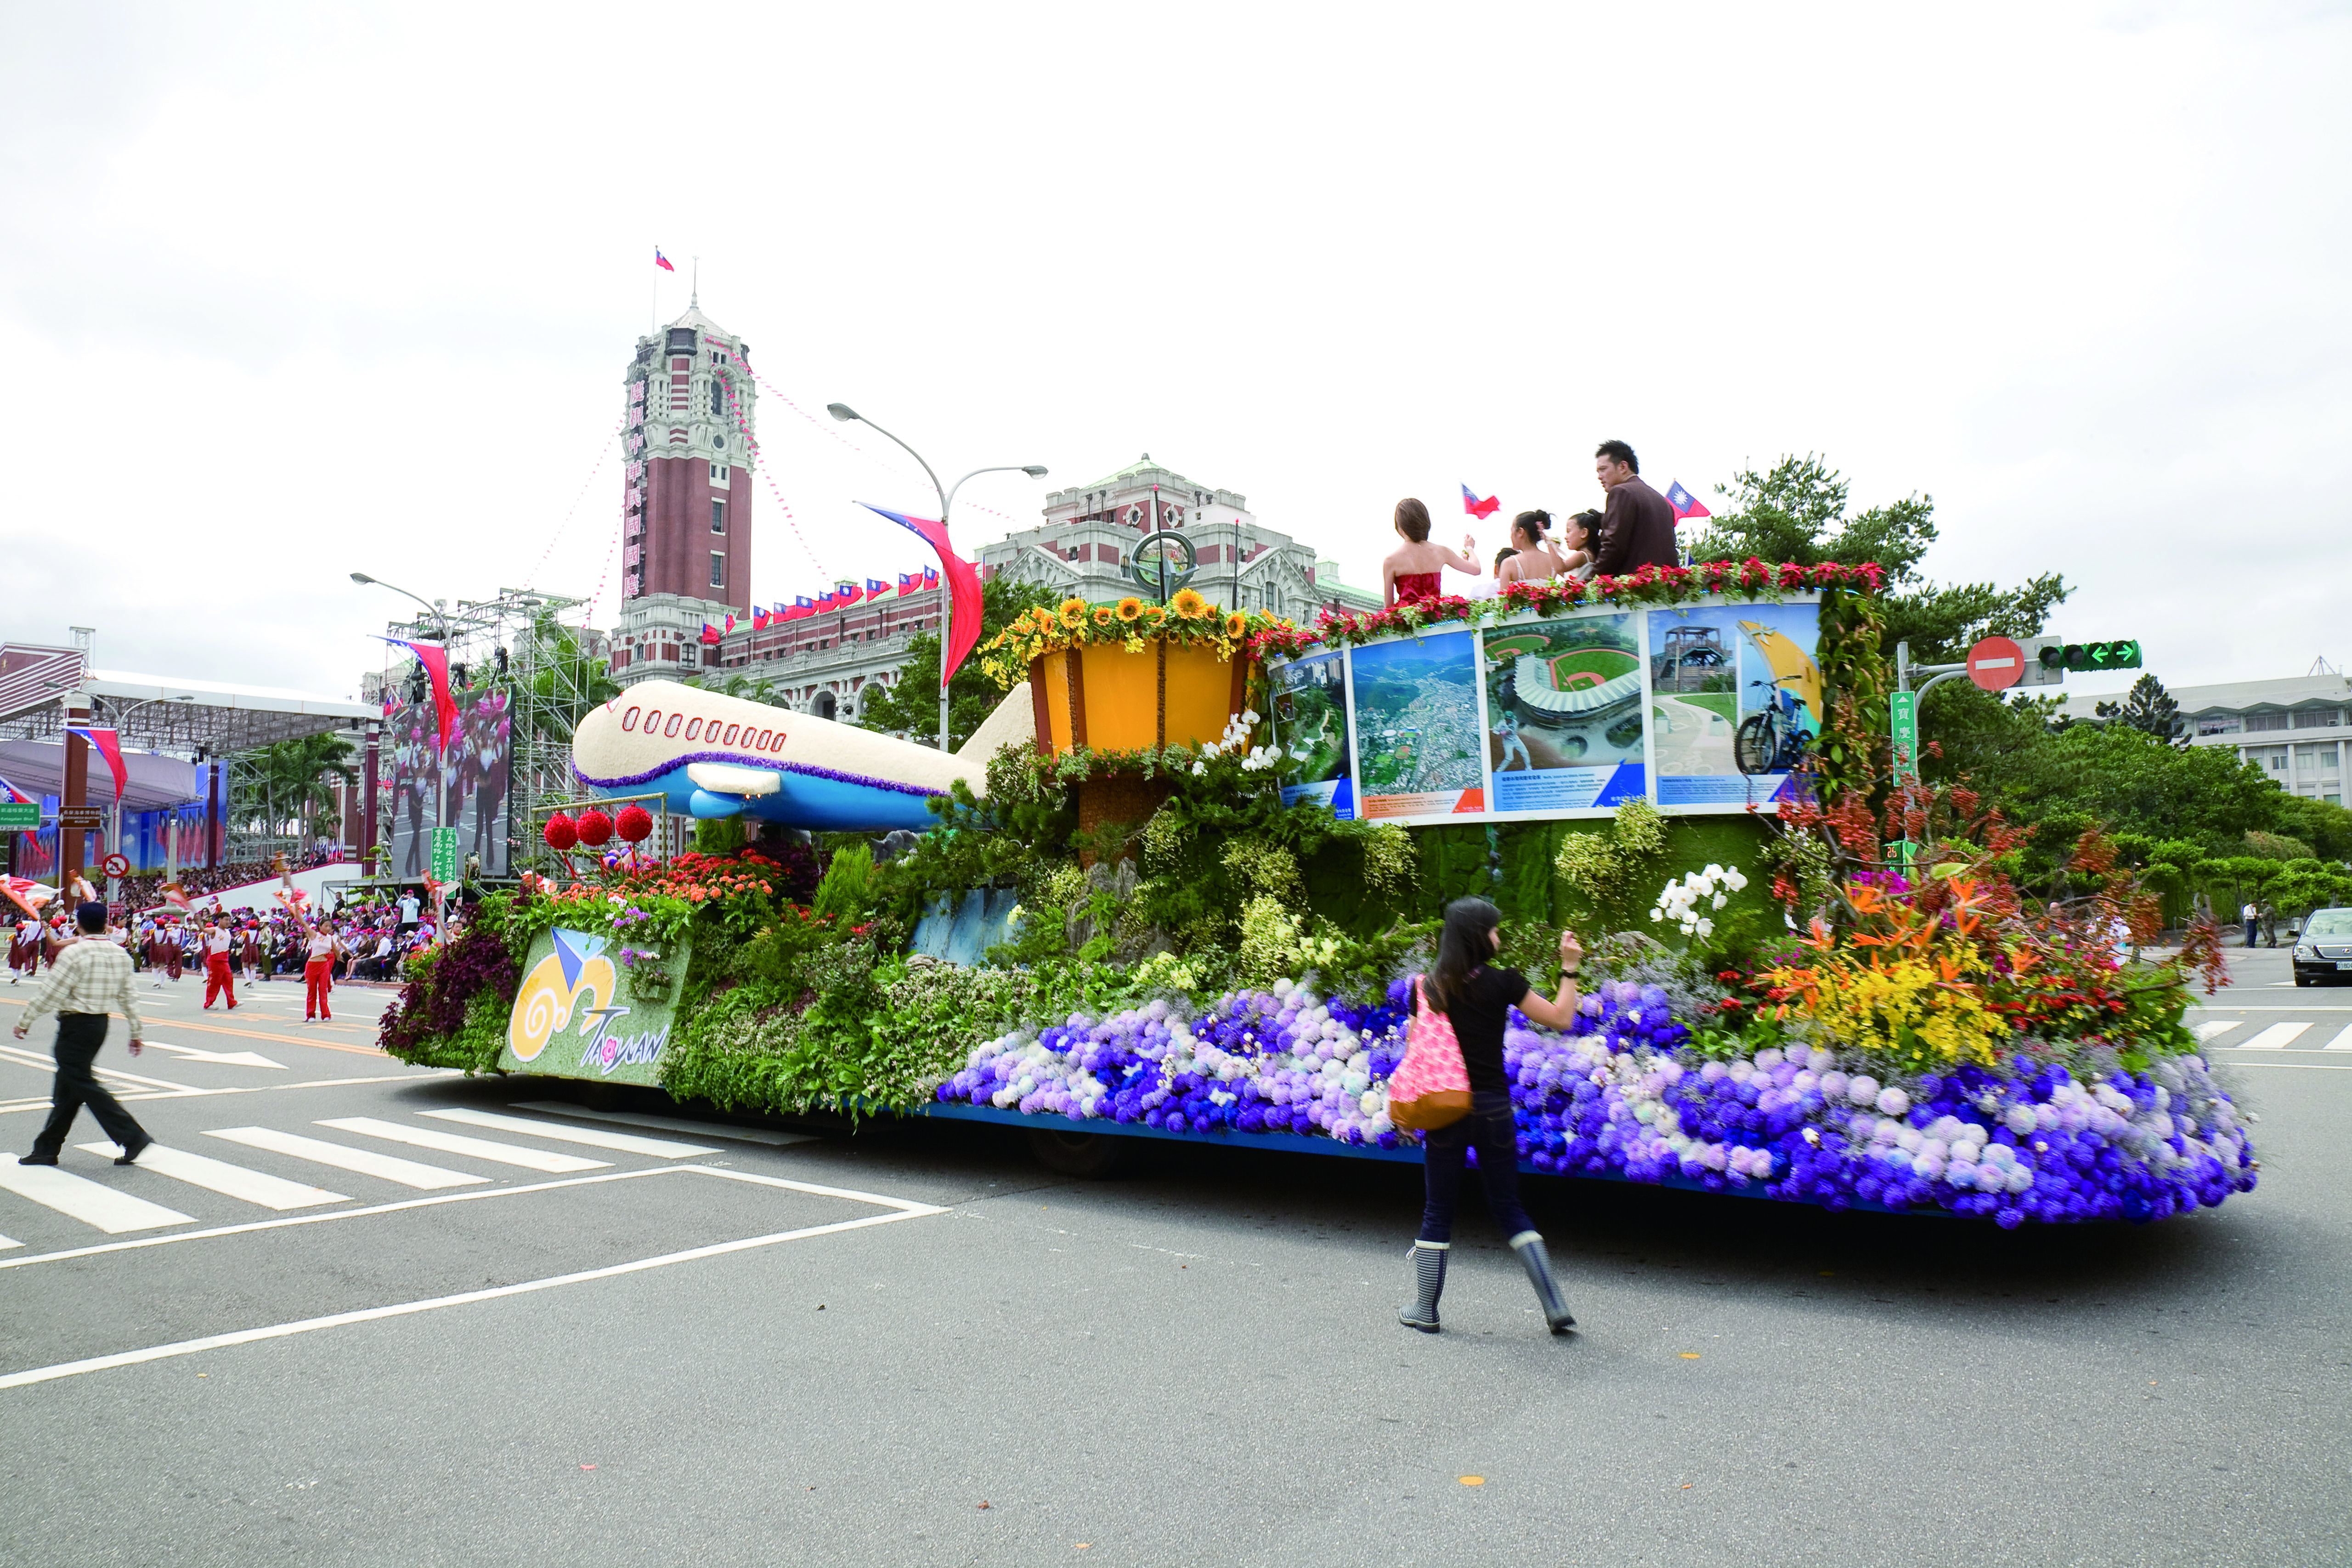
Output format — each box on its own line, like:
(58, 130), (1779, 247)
(316, 1117), (607, 1173)
(0, 1073), (458, 1120)
(509, 1100), (816, 1147)
(0, 1157), (195, 1233)
(421, 1107), (716, 1157)
(140, 1042), (286, 1070)
(0, 1171), (949, 1389)
(0, 1233), (17, 1251)
(2233, 1023), (2313, 1050)
(73, 1143), (348, 1210)
(2193, 1021), (2241, 1042)
(203, 1127), (487, 1189)
(0, 1043), (200, 1093)
(2321, 1024), (2352, 1051)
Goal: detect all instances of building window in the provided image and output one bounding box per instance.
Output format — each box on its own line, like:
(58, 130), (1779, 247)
(2293, 708), (2342, 729)
(2245, 712), (2291, 733)
(710, 553), (725, 589)
(712, 500), (726, 534)
(2243, 744), (2289, 774)
(710, 462), (729, 485)
(2195, 714), (2241, 736)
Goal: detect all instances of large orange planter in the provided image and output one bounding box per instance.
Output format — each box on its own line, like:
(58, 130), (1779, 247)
(1029, 639), (1250, 757)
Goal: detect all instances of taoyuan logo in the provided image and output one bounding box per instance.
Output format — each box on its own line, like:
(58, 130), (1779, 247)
(506, 928), (673, 1075)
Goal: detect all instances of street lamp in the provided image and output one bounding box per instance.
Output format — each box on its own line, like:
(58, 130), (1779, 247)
(352, 572), (454, 889)
(825, 404), (1046, 751)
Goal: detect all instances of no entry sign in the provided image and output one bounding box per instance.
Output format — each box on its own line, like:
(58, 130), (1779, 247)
(1967, 635), (2026, 692)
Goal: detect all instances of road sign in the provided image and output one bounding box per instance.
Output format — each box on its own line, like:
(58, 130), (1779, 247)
(57, 806), (104, 831)
(1890, 691), (1920, 783)
(430, 826), (459, 882)
(0, 802), (37, 830)
(1967, 635), (2026, 692)
(101, 853), (131, 879)
(2039, 639), (2142, 674)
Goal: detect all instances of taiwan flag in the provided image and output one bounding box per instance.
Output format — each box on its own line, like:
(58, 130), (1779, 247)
(897, 572), (922, 596)
(0, 770), (35, 806)
(866, 578), (891, 600)
(1665, 480), (1712, 521)
(752, 612), (770, 631)
(64, 727), (130, 805)
(701, 622), (721, 645)
(860, 504), (983, 685)
(1461, 484), (1499, 521)
(784, 596), (816, 621)
(655, 247), (676, 273)
(375, 637), (457, 752)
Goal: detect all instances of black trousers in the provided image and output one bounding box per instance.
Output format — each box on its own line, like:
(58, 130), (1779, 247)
(29, 1013), (147, 1159)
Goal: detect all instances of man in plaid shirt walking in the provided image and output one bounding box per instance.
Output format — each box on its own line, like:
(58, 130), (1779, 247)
(11, 902), (151, 1166)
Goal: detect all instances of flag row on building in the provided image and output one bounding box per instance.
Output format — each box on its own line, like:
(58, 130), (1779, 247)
(701, 569), (941, 643)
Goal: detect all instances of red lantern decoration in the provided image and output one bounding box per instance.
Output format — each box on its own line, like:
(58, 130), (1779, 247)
(576, 808), (615, 847)
(616, 804), (654, 843)
(543, 812), (578, 852)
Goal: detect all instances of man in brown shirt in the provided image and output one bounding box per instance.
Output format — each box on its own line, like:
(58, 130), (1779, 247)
(1589, 440), (1681, 576)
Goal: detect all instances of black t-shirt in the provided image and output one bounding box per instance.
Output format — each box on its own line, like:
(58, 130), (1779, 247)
(1440, 965), (1529, 1097)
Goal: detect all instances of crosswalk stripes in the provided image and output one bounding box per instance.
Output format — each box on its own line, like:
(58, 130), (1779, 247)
(420, 1107), (718, 1158)
(0, 1156), (195, 1233)
(203, 1127), (488, 1190)
(72, 1143), (348, 1210)
(509, 1100), (816, 1147)
(2234, 1022), (2312, 1050)
(2194, 1020), (2241, 1042)
(315, 1117), (609, 1173)
(2323, 1025), (2352, 1052)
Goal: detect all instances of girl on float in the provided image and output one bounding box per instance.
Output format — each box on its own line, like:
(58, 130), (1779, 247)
(1402, 896), (1583, 1336)
(1559, 509), (1604, 582)
(1380, 498), (1484, 608)
(1495, 509), (1572, 586)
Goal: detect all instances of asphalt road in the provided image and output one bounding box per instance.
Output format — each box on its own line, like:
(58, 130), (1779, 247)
(2, 951), (2347, 1567)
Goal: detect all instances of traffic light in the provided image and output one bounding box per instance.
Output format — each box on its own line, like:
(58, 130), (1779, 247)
(2017, 636), (2065, 686)
(2035, 638), (2142, 676)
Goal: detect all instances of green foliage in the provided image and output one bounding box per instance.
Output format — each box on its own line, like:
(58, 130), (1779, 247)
(2095, 674), (2188, 747)
(2244, 829), (2315, 863)
(854, 577), (1061, 748)
(810, 839), (876, 926)
(1551, 799), (1672, 934)
(693, 815), (747, 855)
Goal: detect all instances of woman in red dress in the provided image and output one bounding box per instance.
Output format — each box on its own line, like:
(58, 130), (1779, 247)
(1380, 498), (1484, 608)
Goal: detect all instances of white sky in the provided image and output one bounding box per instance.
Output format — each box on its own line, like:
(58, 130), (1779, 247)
(2, 0), (2343, 706)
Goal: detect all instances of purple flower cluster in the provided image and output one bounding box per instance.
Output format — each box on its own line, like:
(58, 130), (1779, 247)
(933, 973), (2258, 1225)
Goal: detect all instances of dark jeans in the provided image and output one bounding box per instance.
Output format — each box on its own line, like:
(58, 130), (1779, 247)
(1418, 1091), (1534, 1245)
(29, 1013), (147, 1159)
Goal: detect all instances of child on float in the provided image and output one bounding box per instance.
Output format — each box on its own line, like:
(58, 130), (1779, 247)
(1402, 896), (1583, 1336)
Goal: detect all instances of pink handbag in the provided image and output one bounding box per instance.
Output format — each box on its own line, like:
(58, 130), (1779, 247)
(1387, 976), (1472, 1132)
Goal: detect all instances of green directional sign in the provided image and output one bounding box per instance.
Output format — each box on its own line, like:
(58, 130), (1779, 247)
(0, 802), (39, 830)
(2040, 639), (2142, 673)
(430, 826), (459, 882)
(1890, 691), (1920, 784)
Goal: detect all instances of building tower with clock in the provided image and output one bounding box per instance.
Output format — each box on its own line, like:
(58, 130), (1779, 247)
(610, 298), (758, 688)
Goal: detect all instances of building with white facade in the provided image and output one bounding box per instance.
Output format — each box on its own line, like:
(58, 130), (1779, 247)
(2062, 667), (2350, 805)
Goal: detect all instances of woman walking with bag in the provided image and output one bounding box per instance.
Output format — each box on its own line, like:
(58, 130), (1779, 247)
(1393, 896), (1583, 1335)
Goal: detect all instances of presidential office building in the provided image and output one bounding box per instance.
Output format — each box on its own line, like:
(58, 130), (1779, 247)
(2062, 664), (2351, 806)
(684, 453), (1381, 730)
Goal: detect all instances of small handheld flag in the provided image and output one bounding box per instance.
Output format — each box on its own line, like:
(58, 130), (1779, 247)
(1461, 484), (1499, 521)
(655, 247), (676, 273)
(1665, 480), (1712, 521)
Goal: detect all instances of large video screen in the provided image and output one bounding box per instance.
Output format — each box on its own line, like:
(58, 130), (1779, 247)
(386, 690), (513, 878)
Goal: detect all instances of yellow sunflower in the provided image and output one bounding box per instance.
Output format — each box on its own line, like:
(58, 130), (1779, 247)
(1171, 587), (1211, 620)
(1224, 611), (1249, 640)
(1115, 596), (1145, 623)
(1142, 606), (1168, 629)
(1092, 606), (1115, 627)
(1057, 598), (1088, 628)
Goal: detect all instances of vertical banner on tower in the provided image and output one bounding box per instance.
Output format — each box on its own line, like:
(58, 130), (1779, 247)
(1267, 648), (1355, 818)
(1646, 598), (1821, 812)
(1478, 609), (1648, 815)
(1345, 628), (1488, 822)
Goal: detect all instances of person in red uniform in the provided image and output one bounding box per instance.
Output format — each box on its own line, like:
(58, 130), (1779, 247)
(300, 918), (344, 1022)
(200, 920), (237, 1009)
(1588, 440), (1682, 577)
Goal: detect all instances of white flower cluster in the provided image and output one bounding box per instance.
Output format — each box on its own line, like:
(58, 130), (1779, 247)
(1194, 709), (1294, 774)
(1649, 863), (1748, 940)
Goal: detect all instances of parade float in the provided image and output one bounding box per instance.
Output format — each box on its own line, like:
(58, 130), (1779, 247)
(379, 562), (2252, 1226)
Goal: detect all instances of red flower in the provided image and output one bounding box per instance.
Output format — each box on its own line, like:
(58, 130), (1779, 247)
(543, 813), (578, 852)
(615, 804), (654, 843)
(576, 809), (614, 847)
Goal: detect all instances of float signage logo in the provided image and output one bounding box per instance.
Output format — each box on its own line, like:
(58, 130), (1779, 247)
(499, 926), (687, 1084)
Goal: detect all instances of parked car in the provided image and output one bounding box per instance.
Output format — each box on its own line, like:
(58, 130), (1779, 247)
(2291, 907), (2352, 987)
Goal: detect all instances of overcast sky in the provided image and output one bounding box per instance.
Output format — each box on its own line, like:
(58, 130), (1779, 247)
(2, 0), (2343, 705)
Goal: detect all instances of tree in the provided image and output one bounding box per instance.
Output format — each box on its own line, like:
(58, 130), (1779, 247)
(2095, 674), (2187, 747)
(517, 611), (620, 745)
(857, 577), (1061, 750)
(247, 731), (357, 843)
(688, 669), (794, 708)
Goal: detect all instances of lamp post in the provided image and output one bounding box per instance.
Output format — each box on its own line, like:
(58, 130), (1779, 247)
(826, 403), (1045, 752)
(99, 693), (194, 907)
(352, 572), (452, 888)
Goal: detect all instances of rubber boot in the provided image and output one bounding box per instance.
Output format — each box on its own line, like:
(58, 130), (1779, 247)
(1510, 1230), (1576, 1334)
(1399, 1240), (1447, 1333)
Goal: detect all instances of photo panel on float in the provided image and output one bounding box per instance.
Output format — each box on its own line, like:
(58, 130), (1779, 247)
(1268, 647), (1356, 819)
(1646, 598), (1821, 812)
(1344, 628), (1488, 822)
(1479, 608), (1648, 815)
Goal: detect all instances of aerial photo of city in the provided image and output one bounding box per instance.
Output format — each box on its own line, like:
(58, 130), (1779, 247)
(1270, 648), (1352, 807)
(1348, 630), (1484, 800)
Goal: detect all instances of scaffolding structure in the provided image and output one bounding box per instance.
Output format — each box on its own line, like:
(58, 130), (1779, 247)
(366, 588), (613, 881)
